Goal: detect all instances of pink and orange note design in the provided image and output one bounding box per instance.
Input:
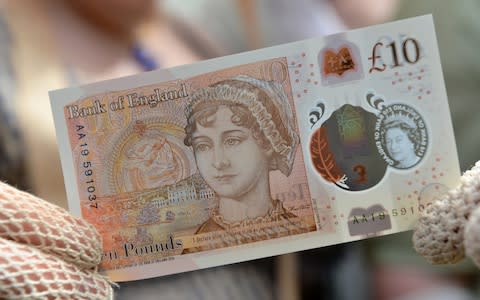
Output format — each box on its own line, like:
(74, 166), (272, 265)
(50, 16), (460, 281)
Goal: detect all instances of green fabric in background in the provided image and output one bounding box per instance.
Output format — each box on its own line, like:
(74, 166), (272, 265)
(396, 0), (480, 171)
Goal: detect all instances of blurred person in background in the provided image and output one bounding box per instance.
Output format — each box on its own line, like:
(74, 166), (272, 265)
(5, 0), (477, 299)
(163, 0), (399, 53)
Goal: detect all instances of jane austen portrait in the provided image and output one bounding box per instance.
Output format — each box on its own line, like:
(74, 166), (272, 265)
(184, 75), (312, 250)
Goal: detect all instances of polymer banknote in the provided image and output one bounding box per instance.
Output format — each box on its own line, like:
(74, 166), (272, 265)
(50, 15), (459, 281)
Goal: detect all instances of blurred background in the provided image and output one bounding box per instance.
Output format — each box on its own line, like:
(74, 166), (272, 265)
(1, 0), (479, 299)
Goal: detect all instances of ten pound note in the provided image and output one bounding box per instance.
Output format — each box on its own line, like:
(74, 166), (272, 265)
(50, 15), (460, 281)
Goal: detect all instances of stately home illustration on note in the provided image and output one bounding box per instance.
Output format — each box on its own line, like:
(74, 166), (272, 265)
(132, 174), (217, 226)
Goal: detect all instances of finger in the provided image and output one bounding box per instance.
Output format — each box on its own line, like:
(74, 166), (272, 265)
(0, 181), (102, 269)
(412, 191), (465, 264)
(465, 205), (480, 268)
(412, 161), (480, 264)
(0, 237), (113, 300)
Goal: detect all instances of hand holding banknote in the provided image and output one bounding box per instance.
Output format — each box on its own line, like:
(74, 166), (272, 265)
(0, 181), (113, 299)
(414, 160), (480, 268)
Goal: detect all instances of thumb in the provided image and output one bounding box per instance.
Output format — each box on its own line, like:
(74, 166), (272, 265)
(0, 237), (113, 299)
(0, 181), (102, 269)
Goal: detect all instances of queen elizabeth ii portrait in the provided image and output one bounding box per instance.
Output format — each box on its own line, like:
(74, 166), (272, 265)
(382, 119), (422, 169)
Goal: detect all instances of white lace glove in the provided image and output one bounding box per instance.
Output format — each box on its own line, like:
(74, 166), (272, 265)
(413, 161), (480, 268)
(0, 181), (113, 299)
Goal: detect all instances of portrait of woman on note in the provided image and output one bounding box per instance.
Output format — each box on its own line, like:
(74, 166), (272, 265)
(184, 75), (314, 251)
(383, 119), (422, 169)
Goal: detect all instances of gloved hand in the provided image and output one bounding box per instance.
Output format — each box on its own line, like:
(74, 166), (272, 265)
(413, 161), (480, 268)
(0, 181), (113, 299)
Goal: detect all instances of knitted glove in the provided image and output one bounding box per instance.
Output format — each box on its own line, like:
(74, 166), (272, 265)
(0, 181), (113, 299)
(413, 161), (480, 267)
